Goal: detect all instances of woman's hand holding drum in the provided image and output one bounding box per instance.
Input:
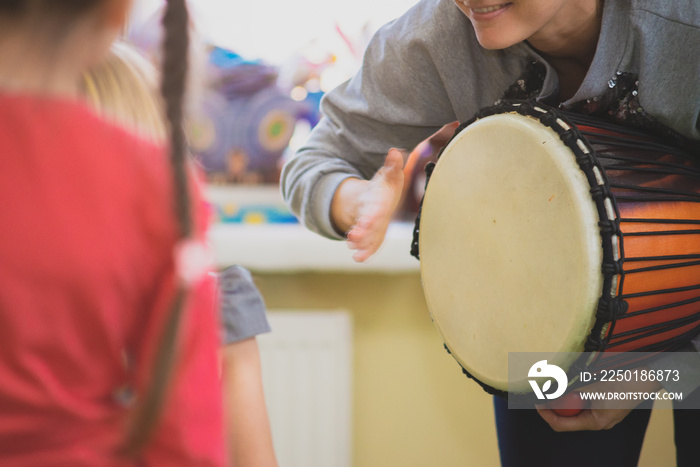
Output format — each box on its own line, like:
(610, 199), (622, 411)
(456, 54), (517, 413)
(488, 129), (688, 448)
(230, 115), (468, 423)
(536, 372), (663, 432)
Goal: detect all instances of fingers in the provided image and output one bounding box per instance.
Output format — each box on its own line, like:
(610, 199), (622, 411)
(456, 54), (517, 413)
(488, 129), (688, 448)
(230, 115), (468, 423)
(536, 405), (633, 432)
(537, 374), (661, 432)
(536, 406), (594, 432)
(378, 148), (406, 192)
(345, 148), (407, 262)
(347, 210), (389, 262)
(347, 228), (387, 263)
(383, 147), (405, 171)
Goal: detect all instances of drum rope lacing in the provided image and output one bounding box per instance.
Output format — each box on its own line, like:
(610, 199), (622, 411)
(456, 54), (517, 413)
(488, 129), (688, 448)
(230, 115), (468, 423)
(572, 119), (700, 354)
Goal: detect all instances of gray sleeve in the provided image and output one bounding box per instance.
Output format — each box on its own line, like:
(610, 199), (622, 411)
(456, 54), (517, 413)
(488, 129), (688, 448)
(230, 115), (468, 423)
(280, 0), (462, 240)
(218, 265), (271, 344)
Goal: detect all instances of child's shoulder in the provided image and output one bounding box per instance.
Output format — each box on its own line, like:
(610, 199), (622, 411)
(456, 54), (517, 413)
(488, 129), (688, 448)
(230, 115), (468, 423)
(1, 92), (170, 192)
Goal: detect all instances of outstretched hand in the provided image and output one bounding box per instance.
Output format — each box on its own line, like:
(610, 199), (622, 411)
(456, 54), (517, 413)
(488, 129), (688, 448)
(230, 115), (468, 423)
(347, 148), (405, 262)
(330, 148), (406, 263)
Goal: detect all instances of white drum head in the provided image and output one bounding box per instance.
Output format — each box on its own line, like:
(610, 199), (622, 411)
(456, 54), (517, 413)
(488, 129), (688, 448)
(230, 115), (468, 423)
(418, 112), (603, 393)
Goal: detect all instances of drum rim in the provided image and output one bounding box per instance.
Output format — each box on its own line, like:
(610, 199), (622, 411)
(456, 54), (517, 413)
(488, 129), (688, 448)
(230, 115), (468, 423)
(411, 100), (627, 398)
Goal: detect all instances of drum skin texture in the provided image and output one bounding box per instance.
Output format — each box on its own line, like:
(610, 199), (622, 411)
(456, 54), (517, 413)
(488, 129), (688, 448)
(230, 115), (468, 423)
(418, 111), (603, 393)
(414, 101), (700, 396)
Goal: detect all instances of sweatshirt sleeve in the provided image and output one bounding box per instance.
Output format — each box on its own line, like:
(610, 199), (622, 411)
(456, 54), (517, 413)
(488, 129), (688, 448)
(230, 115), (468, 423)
(280, 0), (462, 239)
(218, 265), (271, 345)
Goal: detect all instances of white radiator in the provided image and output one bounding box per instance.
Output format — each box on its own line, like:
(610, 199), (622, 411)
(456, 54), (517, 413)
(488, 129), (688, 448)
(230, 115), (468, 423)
(258, 310), (353, 467)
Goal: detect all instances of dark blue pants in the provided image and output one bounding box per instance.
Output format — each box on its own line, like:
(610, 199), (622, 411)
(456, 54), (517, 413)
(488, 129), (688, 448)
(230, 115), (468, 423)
(494, 388), (700, 467)
(671, 388), (700, 467)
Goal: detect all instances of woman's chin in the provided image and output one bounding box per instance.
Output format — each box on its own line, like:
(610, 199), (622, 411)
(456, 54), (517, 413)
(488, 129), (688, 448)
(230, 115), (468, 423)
(474, 33), (521, 50)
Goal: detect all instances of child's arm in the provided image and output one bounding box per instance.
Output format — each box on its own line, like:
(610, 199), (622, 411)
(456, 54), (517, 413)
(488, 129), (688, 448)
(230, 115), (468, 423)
(222, 337), (278, 467)
(218, 266), (277, 466)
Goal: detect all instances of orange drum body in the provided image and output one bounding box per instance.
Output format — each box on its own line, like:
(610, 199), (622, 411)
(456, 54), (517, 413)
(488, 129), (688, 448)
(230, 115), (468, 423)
(571, 123), (700, 354)
(412, 101), (700, 395)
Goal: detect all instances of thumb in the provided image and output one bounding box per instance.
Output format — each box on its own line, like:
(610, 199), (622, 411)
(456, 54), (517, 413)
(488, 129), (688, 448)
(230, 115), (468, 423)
(379, 148), (405, 188)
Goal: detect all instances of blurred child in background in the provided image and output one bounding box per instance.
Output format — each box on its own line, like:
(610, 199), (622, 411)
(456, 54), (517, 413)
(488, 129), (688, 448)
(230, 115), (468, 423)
(219, 266), (278, 467)
(83, 39), (278, 466)
(81, 41), (167, 144)
(0, 0), (225, 464)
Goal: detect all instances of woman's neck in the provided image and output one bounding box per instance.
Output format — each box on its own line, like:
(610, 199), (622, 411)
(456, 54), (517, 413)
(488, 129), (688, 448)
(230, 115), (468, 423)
(527, 0), (603, 101)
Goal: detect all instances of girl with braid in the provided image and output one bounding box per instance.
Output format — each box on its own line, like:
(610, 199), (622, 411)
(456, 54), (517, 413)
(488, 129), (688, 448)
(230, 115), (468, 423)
(0, 1), (225, 464)
(82, 39), (279, 467)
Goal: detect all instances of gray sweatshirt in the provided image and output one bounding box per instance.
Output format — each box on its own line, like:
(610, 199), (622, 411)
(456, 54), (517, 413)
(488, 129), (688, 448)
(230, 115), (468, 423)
(280, 0), (700, 393)
(282, 0), (700, 240)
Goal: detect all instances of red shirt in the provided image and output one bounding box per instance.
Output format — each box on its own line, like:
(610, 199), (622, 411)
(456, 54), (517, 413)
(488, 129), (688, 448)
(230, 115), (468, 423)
(0, 94), (225, 466)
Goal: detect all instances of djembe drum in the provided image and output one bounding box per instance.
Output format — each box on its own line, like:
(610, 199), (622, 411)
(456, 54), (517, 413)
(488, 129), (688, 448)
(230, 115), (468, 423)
(412, 100), (700, 396)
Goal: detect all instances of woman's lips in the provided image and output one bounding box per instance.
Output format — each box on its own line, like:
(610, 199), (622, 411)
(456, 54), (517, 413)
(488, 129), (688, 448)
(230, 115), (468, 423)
(461, 2), (513, 19)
